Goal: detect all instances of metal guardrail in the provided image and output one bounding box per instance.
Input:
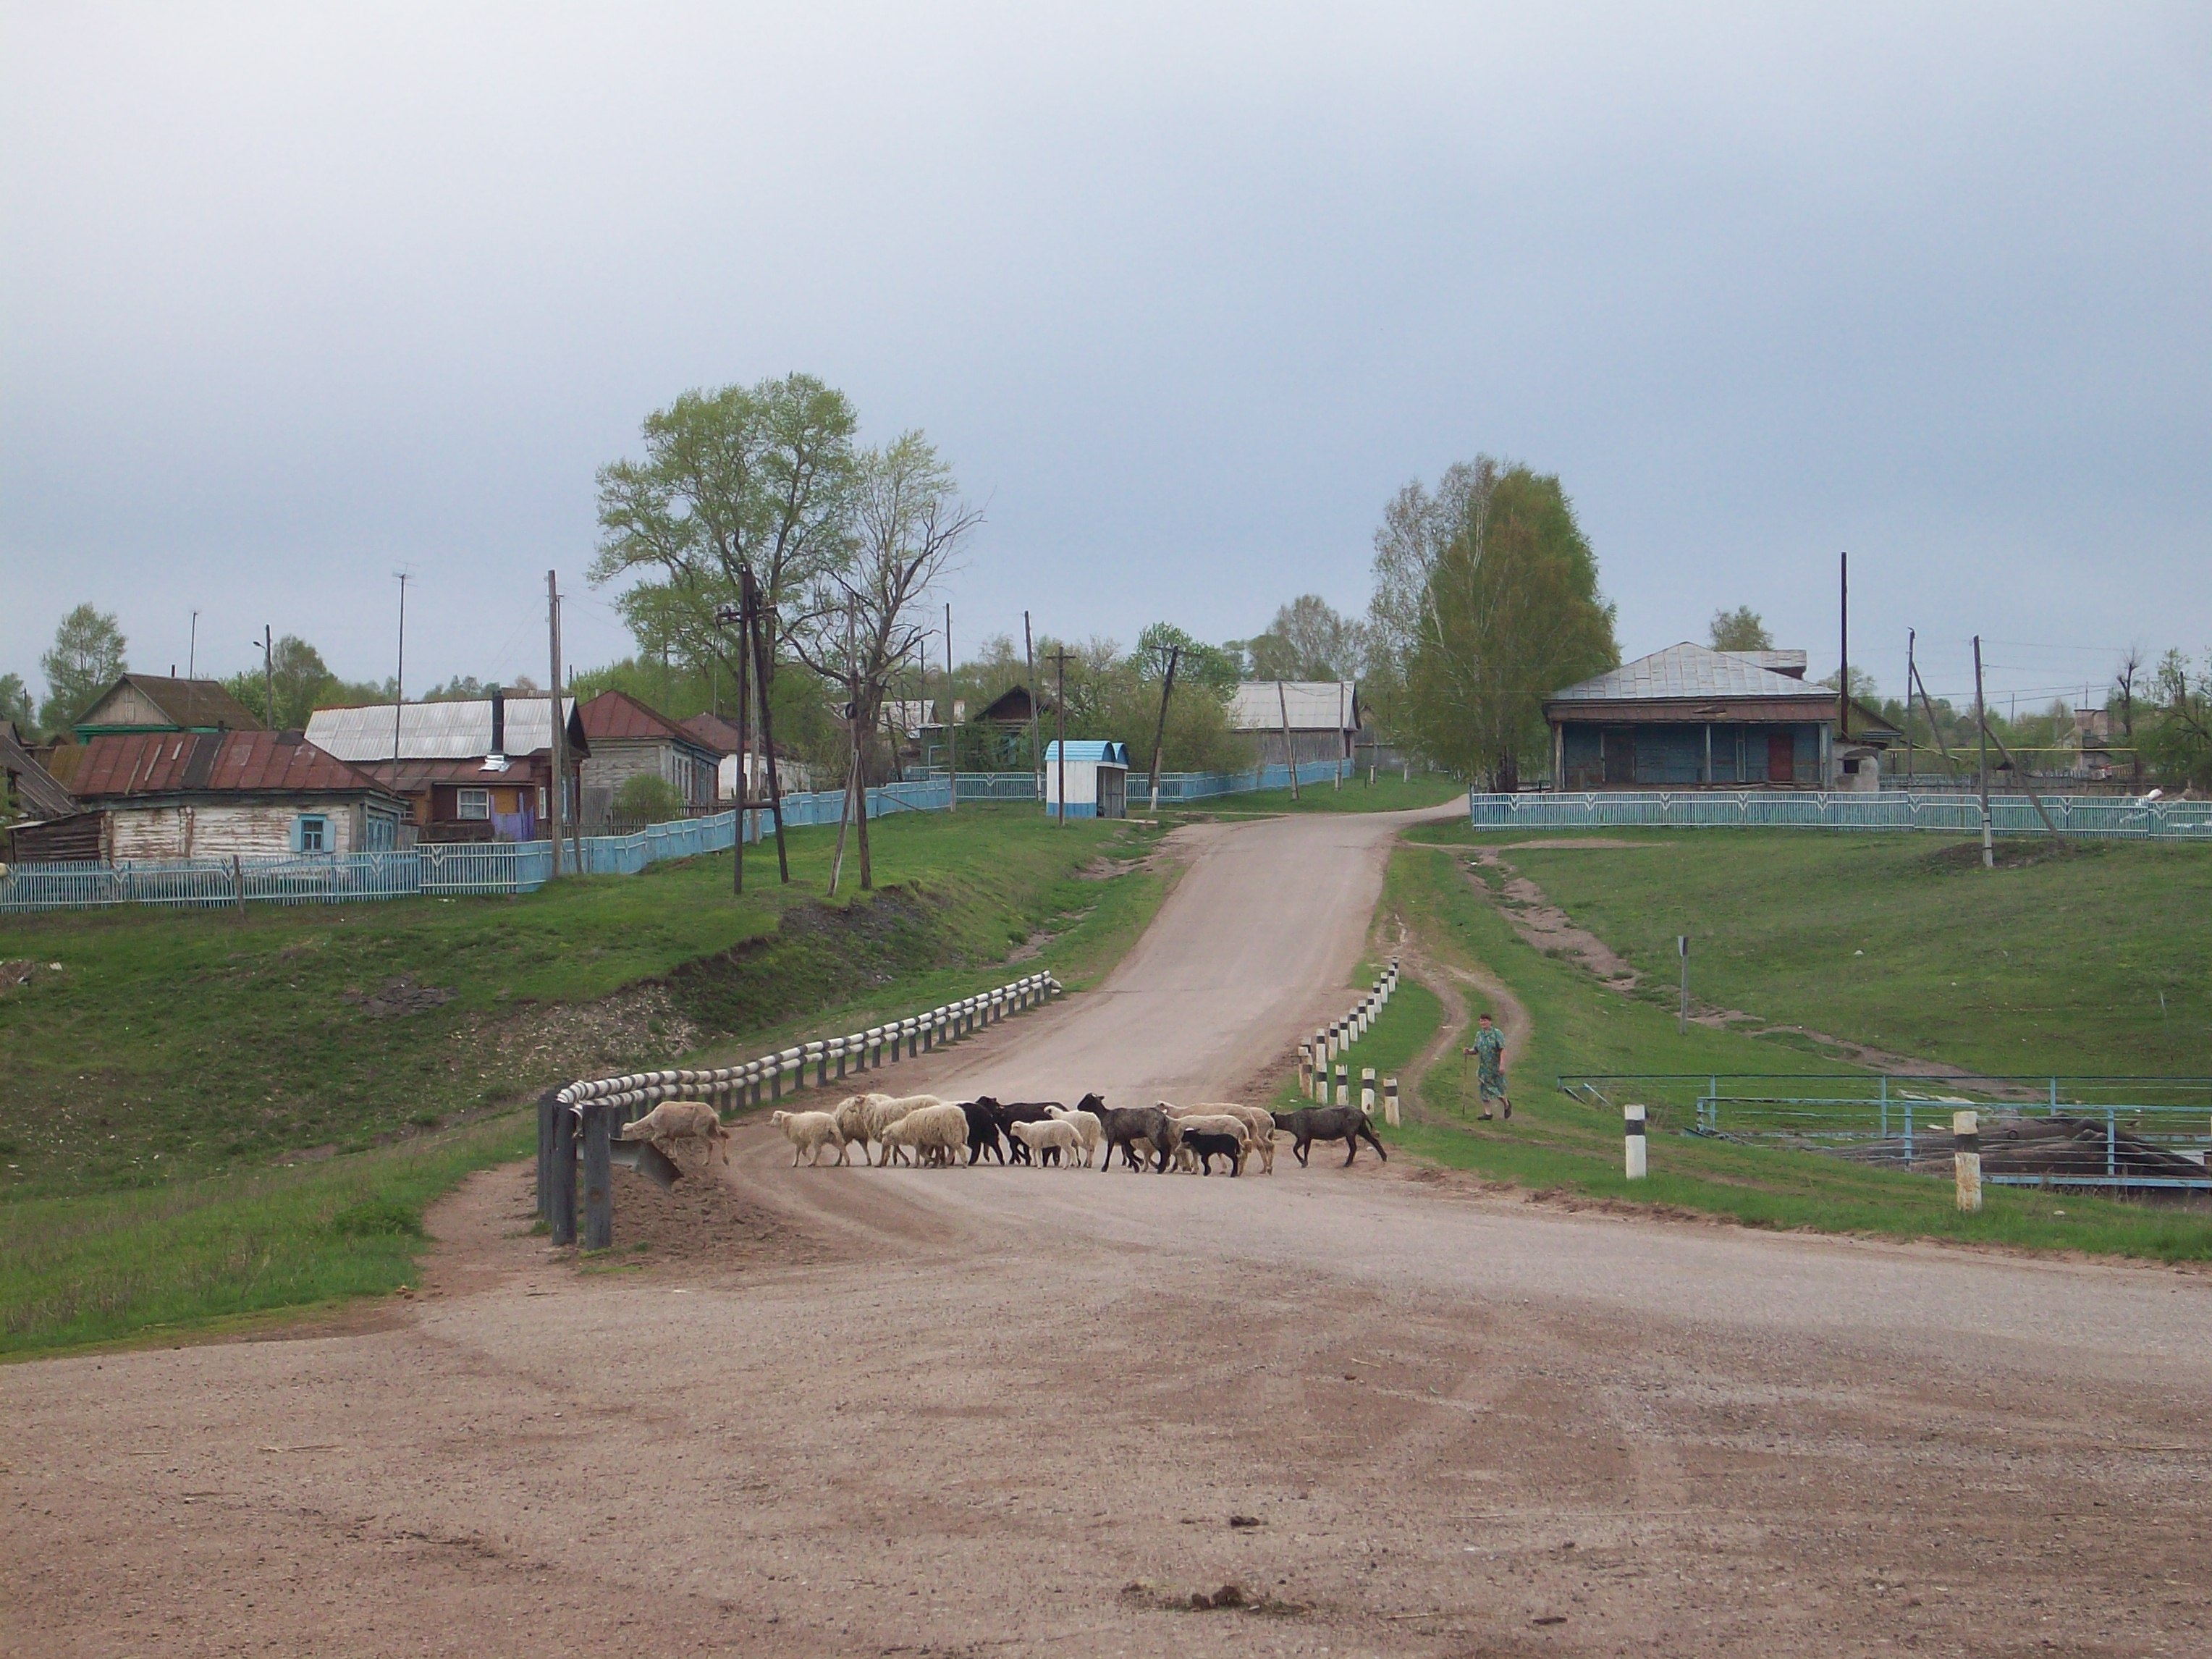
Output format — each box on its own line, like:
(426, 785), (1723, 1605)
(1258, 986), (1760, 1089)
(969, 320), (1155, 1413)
(537, 970), (1064, 1247)
(1558, 1073), (2212, 1191)
(1470, 790), (2212, 839)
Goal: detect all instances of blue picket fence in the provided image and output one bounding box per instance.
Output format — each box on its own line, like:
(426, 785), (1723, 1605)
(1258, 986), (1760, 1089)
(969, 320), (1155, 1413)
(1467, 790), (2212, 840)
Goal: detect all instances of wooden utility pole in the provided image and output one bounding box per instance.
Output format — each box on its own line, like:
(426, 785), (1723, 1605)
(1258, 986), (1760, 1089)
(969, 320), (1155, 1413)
(830, 602), (858, 895)
(943, 602), (955, 813)
(728, 591), (750, 895)
(1146, 646), (1179, 814)
(1904, 628), (1915, 787)
(1023, 611), (1039, 798)
(547, 570), (566, 878)
(260, 624), (274, 733)
(1277, 681), (1300, 801)
(1974, 634), (1993, 869)
(741, 567), (790, 882)
(1839, 552), (1850, 746)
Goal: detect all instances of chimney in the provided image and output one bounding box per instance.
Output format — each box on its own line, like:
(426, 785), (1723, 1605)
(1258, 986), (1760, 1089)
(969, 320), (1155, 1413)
(490, 686), (506, 756)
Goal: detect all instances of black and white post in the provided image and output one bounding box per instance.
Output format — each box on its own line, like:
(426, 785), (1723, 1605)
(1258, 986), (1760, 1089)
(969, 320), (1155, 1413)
(1624, 1103), (1648, 1180)
(1953, 1109), (1982, 1212)
(1677, 934), (1689, 1035)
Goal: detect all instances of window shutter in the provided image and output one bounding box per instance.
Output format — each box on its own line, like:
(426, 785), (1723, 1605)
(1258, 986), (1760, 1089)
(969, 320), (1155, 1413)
(290, 816), (303, 853)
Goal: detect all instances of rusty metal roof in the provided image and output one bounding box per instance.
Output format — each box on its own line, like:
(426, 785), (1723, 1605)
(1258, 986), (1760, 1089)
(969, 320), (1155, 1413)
(69, 731), (403, 801)
(0, 728), (78, 819)
(578, 691), (717, 751)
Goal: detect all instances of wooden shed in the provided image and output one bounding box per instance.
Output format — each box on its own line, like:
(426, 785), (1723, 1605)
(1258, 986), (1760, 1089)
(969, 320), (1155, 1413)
(1229, 682), (1360, 767)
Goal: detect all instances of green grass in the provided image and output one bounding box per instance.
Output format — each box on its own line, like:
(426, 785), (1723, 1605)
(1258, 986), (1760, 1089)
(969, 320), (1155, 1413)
(0, 1114), (535, 1356)
(0, 806), (1151, 1196)
(1272, 973), (1445, 1113)
(1377, 841), (2212, 1262)
(1170, 772), (1464, 818)
(0, 806), (1183, 1356)
(1407, 824), (2212, 1078)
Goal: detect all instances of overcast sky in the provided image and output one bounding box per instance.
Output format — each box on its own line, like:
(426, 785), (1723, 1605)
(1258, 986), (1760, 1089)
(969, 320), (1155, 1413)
(4, 3), (2206, 713)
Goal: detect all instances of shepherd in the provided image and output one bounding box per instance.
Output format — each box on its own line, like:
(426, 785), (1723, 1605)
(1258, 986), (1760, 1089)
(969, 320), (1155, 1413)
(1463, 1012), (1511, 1120)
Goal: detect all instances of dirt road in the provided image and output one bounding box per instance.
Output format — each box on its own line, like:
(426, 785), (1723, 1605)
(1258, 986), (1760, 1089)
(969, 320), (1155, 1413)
(7, 806), (2208, 1658)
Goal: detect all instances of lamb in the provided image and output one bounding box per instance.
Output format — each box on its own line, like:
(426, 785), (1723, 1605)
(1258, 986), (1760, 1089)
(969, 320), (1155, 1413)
(616, 1100), (731, 1167)
(975, 1097), (1063, 1165)
(1010, 1117), (1084, 1167)
(1162, 1112), (1255, 1175)
(832, 1092), (898, 1165)
(879, 1102), (971, 1169)
(1044, 1105), (1102, 1167)
(768, 1108), (846, 1167)
(1181, 1128), (1246, 1175)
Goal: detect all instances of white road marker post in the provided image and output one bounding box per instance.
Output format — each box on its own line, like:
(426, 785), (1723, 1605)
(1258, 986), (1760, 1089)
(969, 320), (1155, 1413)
(1383, 1076), (1401, 1126)
(1954, 1110), (1983, 1213)
(1335, 1063), (1349, 1107)
(1362, 1067), (1376, 1117)
(1624, 1103), (1648, 1180)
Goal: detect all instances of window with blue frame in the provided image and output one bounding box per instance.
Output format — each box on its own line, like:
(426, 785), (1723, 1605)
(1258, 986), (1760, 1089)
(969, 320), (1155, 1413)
(295, 814), (329, 853)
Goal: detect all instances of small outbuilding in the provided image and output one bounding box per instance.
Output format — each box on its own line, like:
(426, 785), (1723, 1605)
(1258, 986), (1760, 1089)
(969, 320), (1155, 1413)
(1042, 740), (1130, 819)
(1229, 681), (1361, 767)
(1545, 643), (1899, 790)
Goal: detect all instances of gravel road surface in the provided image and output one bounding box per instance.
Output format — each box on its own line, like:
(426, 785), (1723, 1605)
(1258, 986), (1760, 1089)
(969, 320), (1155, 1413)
(6, 806), (2207, 1658)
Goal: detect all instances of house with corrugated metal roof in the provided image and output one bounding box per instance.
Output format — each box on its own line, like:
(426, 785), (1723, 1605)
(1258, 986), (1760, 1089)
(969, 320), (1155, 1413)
(71, 674), (263, 740)
(1544, 643), (1899, 790)
(675, 714), (817, 801)
(1, 723), (102, 862)
(575, 691), (719, 827)
(304, 691), (586, 842)
(1229, 681), (1361, 767)
(48, 730), (407, 861)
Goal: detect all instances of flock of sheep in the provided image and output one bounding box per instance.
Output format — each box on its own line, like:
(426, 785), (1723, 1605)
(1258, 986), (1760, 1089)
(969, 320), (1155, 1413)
(758, 1090), (1389, 1174)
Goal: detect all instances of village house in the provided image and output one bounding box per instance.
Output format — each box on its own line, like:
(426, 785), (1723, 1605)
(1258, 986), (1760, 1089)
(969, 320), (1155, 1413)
(1545, 643), (1900, 790)
(1230, 681), (1362, 767)
(46, 730), (407, 860)
(575, 691), (719, 827)
(1, 722), (100, 862)
(675, 714), (816, 801)
(304, 691), (587, 842)
(69, 673), (263, 740)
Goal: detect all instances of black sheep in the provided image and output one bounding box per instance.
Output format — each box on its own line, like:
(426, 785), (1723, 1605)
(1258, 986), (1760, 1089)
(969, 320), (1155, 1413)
(1270, 1105), (1388, 1168)
(1182, 1129), (1244, 1175)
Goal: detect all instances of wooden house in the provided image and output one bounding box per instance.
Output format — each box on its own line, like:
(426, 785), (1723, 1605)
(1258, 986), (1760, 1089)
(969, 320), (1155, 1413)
(59, 730), (408, 859)
(71, 674), (262, 740)
(1544, 644), (1899, 790)
(304, 691), (587, 842)
(1230, 681), (1361, 767)
(576, 691), (720, 828)
(1, 723), (102, 862)
(675, 714), (816, 801)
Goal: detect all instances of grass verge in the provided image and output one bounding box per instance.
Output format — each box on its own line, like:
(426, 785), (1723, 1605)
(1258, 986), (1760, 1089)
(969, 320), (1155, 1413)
(1381, 840), (2212, 1263)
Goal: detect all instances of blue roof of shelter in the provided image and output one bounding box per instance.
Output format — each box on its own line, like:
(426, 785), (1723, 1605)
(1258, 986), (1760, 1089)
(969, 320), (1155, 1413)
(1042, 740), (1129, 765)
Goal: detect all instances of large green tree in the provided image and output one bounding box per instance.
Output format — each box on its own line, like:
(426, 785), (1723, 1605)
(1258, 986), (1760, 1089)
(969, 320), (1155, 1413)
(38, 604), (127, 733)
(0, 671), (34, 737)
(1241, 594), (1367, 681)
(1709, 606), (1773, 651)
(1398, 465), (1618, 789)
(591, 373), (859, 698)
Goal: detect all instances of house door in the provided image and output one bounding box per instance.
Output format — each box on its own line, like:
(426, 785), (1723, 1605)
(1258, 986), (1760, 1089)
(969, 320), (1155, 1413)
(1767, 731), (1796, 784)
(1602, 730), (1637, 786)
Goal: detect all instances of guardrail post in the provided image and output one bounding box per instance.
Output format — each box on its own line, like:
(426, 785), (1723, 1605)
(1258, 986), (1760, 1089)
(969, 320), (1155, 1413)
(1362, 1067), (1376, 1116)
(831, 1037), (846, 1080)
(811, 1042), (827, 1087)
(1624, 1104), (1647, 1179)
(582, 1105), (613, 1250)
(549, 1105), (577, 1244)
(535, 1089), (559, 1217)
(1954, 1110), (1982, 1212)
(1335, 1063), (1348, 1106)
(1383, 1075), (1400, 1126)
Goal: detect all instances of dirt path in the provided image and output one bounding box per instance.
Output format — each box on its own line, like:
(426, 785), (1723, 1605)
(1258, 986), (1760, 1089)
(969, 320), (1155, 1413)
(7, 803), (2210, 1658)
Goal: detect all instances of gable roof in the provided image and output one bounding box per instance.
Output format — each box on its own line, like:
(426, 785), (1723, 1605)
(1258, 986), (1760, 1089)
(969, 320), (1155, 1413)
(304, 696), (583, 762)
(578, 690), (717, 752)
(1228, 681), (1359, 733)
(0, 727), (78, 819)
(1549, 643), (1836, 704)
(68, 731), (404, 803)
(677, 713), (743, 756)
(975, 685), (1048, 723)
(77, 674), (263, 733)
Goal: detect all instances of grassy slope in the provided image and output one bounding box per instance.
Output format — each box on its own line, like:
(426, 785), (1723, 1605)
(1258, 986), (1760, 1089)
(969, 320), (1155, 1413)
(1, 809), (1175, 1355)
(1413, 826), (2212, 1078)
(0, 806), (1141, 1196)
(1377, 841), (2211, 1262)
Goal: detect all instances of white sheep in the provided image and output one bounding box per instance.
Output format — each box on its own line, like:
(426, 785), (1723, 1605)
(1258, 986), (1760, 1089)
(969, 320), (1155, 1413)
(865, 1093), (945, 1166)
(879, 1102), (969, 1168)
(832, 1092), (898, 1165)
(1044, 1105), (1102, 1167)
(617, 1101), (730, 1167)
(1168, 1101), (1277, 1173)
(769, 1109), (846, 1167)
(1010, 1117), (1084, 1168)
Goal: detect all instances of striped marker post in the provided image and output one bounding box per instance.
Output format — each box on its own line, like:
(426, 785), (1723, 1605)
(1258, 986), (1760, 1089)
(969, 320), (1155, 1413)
(1335, 1063), (1349, 1107)
(1361, 1067), (1376, 1115)
(1382, 1075), (1400, 1126)
(1624, 1103), (1647, 1180)
(1953, 1110), (1982, 1212)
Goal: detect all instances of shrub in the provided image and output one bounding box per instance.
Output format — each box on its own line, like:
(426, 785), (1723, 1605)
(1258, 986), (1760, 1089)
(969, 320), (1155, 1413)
(613, 772), (686, 825)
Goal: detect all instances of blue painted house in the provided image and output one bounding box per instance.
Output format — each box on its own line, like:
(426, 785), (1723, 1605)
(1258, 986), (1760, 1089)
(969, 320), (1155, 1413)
(1545, 643), (1899, 790)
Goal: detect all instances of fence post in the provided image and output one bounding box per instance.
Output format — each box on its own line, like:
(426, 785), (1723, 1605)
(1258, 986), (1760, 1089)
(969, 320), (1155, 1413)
(1624, 1103), (1647, 1179)
(582, 1105), (613, 1250)
(1904, 1099), (1915, 1167)
(1299, 1044), (1313, 1098)
(232, 853), (245, 911)
(1383, 1075), (1400, 1126)
(535, 1089), (560, 1217)
(1362, 1067), (1376, 1117)
(831, 1037), (846, 1080)
(1954, 1110), (1982, 1212)
(2106, 1105), (2117, 1180)
(549, 1105), (578, 1244)
(1879, 1074), (1889, 1140)
(1335, 1063), (1348, 1107)
(810, 1042), (827, 1087)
